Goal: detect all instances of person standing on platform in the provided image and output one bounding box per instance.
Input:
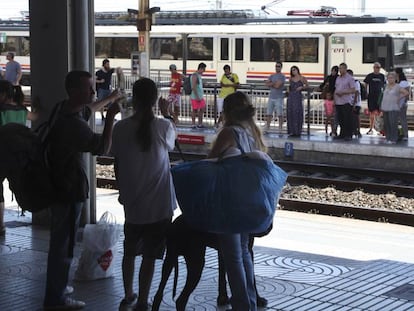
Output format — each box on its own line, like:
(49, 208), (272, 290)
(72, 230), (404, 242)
(395, 67), (410, 141)
(364, 62), (386, 135)
(208, 91), (266, 311)
(111, 78), (176, 311)
(334, 63), (355, 141)
(167, 64), (183, 124)
(190, 62), (207, 129)
(216, 64), (239, 128)
(96, 59), (115, 121)
(323, 92), (335, 137)
(381, 71), (409, 144)
(264, 61), (286, 133)
(286, 65), (308, 137)
(5, 52), (22, 86)
(43, 70), (120, 310)
(318, 65), (339, 136)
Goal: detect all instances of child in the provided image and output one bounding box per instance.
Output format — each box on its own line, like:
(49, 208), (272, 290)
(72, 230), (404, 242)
(324, 92), (335, 136)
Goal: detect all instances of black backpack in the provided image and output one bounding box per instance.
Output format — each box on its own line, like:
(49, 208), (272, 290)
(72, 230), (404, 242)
(0, 102), (62, 212)
(183, 74), (193, 95)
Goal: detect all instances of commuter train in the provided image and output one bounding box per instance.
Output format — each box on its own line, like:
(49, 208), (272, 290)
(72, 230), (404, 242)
(1, 18), (414, 86)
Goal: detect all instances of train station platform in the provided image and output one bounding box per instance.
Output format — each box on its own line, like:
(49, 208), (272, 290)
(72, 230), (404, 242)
(2, 186), (414, 311)
(168, 124), (414, 171)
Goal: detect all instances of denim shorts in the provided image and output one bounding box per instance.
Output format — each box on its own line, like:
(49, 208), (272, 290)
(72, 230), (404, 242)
(267, 98), (284, 116)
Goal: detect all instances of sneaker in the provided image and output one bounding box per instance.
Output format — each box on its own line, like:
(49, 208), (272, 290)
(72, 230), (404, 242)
(403, 137), (408, 141)
(64, 286), (74, 295)
(119, 293), (137, 308)
(191, 125), (197, 130)
(44, 297), (85, 310)
(196, 124), (205, 129)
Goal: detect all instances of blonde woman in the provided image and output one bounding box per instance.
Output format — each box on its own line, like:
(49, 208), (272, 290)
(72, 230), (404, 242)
(208, 91), (266, 311)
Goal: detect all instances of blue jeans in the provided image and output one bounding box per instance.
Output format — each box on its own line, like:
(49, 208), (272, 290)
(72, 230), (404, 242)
(97, 88), (111, 101)
(44, 202), (83, 306)
(218, 233), (257, 311)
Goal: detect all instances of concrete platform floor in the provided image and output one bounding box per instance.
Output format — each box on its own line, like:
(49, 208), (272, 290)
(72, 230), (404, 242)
(2, 187), (414, 311)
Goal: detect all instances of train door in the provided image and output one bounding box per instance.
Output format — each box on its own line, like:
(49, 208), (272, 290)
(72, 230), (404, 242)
(217, 37), (246, 83)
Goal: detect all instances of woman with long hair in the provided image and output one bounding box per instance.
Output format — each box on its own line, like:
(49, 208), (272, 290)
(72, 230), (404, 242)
(111, 78), (176, 311)
(208, 91), (266, 311)
(287, 65), (308, 137)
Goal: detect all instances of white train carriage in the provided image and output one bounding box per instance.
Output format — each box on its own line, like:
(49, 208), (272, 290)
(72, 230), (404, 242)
(1, 19), (414, 86)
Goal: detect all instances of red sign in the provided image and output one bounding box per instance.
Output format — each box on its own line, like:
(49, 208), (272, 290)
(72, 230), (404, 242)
(177, 134), (205, 145)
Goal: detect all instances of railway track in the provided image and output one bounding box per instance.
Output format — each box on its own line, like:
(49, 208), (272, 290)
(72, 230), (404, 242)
(96, 154), (414, 226)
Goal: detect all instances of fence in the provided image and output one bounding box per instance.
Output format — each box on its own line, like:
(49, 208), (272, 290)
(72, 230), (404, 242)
(114, 73), (414, 133)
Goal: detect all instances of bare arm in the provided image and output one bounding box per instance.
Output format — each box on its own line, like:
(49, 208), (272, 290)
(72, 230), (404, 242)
(87, 90), (121, 113)
(208, 127), (236, 159)
(102, 102), (120, 155)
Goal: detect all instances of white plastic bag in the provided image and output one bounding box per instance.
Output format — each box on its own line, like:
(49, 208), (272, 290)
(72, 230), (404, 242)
(75, 212), (121, 280)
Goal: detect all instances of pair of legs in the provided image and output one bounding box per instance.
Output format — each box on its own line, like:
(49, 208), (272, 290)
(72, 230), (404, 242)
(352, 106), (362, 137)
(216, 97), (224, 127)
(190, 98), (206, 127)
(167, 93), (181, 124)
(335, 104), (353, 139)
(383, 110), (400, 143)
(399, 104), (408, 140)
(367, 97), (380, 133)
(122, 218), (170, 310)
(218, 232), (257, 311)
(325, 115), (334, 136)
(97, 88), (112, 121)
(265, 98), (284, 132)
(44, 202), (83, 307)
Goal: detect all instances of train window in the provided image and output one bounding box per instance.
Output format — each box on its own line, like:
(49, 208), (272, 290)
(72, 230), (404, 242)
(362, 37), (389, 64)
(221, 38), (229, 60)
(250, 37), (318, 63)
(96, 37), (138, 59)
(235, 38), (243, 60)
(0, 36), (30, 56)
(408, 39), (414, 61)
(187, 37), (213, 60)
(150, 37), (182, 60)
(95, 38), (112, 58)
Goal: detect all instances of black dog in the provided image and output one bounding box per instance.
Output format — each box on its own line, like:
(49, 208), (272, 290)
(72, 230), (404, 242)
(151, 215), (267, 311)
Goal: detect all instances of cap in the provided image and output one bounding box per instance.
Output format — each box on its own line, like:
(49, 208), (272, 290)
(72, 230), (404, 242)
(169, 64), (177, 70)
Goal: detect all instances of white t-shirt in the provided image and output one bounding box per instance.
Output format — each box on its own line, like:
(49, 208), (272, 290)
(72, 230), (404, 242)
(111, 116), (177, 224)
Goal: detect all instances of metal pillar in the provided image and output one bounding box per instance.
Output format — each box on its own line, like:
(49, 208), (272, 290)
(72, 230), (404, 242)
(29, 0), (70, 225)
(138, 0), (150, 77)
(29, 0), (96, 225)
(68, 0), (96, 224)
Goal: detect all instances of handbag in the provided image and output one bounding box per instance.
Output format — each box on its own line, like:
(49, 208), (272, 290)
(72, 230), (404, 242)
(171, 141), (287, 234)
(75, 212), (121, 280)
